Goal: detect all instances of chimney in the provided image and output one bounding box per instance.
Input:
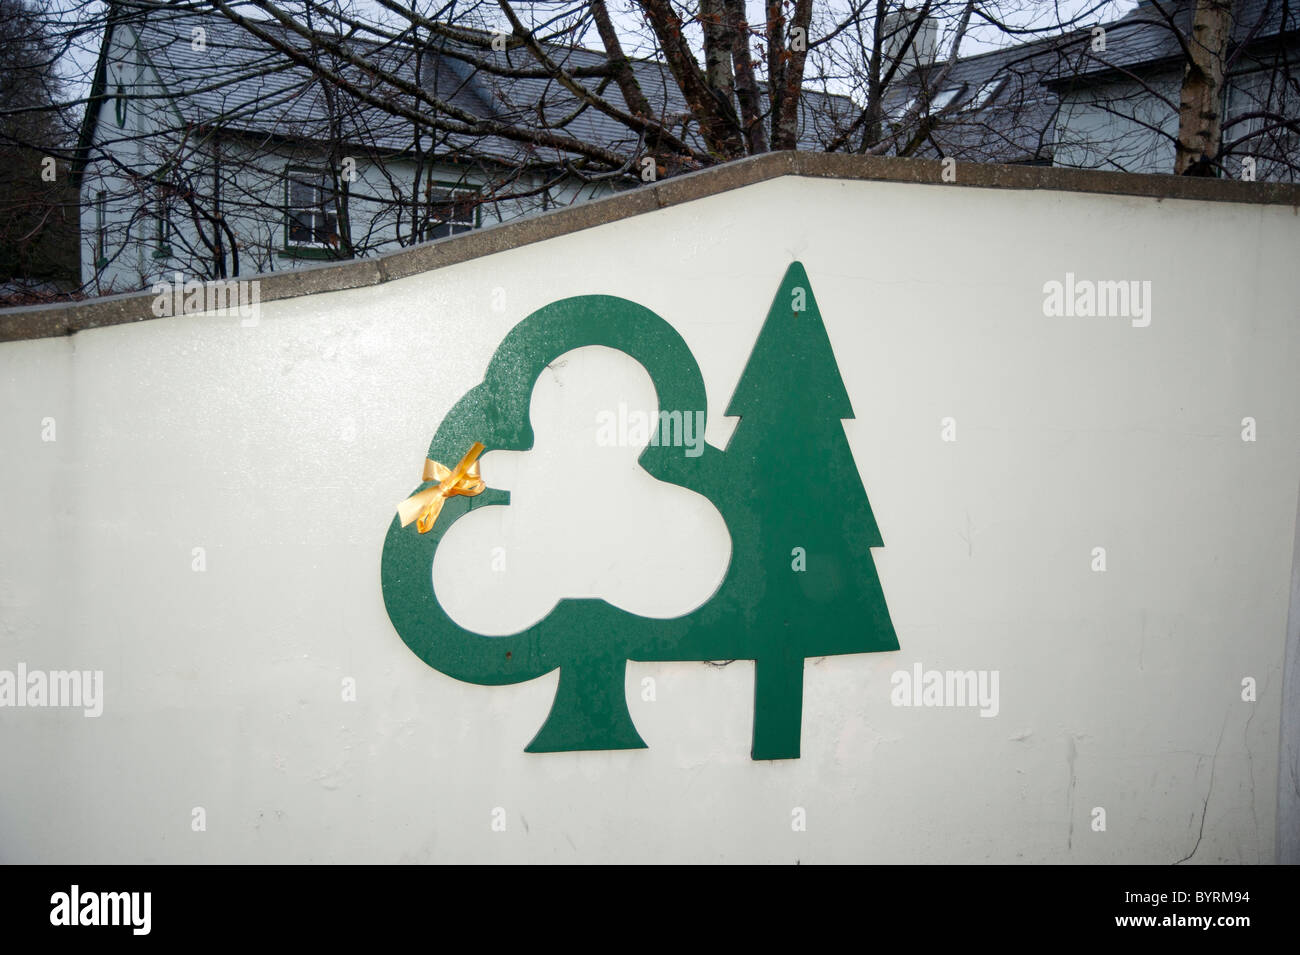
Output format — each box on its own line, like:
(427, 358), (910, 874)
(881, 7), (938, 78)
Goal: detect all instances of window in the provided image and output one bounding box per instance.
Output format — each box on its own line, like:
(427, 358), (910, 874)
(155, 197), (172, 259)
(890, 94), (918, 122)
(961, 78), (1006, 112)
(891, 82), (977, 123)
(1226, 76), (1299, 165)
(285, 168), (340, 249)
(928, 86), (965, 112)
(95, 191), (107, 270)
(114, 85), (127, 127)
(154, 164), (175, 258)
(426, 186), (478, 240)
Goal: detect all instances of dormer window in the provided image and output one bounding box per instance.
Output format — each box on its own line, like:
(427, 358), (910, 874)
(961, 78), (1006, 111)
(890, 95), (918, 122)
(928, 86), (965, 112)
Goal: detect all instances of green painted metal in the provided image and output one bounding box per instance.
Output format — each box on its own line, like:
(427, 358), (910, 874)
(380, 262), (899, 759)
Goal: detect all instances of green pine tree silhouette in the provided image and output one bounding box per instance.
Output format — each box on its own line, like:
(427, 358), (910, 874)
(720, 262), (899, 759)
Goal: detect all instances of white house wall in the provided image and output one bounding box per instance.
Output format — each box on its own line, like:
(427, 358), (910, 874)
(79, 23), (159, 292)
(1054, 58), (1300, 179)
(80, 19), (624, 294)
(1054, 70), (1183, 175)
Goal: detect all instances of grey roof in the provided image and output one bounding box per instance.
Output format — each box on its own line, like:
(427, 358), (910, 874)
(882, 32), (1087, 164)
(1043, 0), (1300, 84)
(110, 4), (847, 166)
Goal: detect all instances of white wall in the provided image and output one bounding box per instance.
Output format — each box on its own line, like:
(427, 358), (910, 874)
(4, 174), (1298, 863)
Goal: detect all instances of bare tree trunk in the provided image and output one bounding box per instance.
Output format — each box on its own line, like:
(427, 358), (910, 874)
(637, 0), (745, 157)
(860, 0), (889, 152)
(724, 0), (766, 153)
(590, 0), (652, 122)
(773, 0), (813, 150)
(700, 0), (742, 141)
(1174, 0), (1235, 175)
(764, 0), (785, 148)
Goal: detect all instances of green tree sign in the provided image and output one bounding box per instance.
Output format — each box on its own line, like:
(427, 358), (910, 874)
(380, 262), (899, 759)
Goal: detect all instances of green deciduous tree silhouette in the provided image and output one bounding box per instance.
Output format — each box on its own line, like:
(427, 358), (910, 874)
(381, 263), (899, 758)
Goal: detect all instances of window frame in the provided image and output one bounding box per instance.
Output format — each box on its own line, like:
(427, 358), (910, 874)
(423, 182), (481, 241)
(960, 77), (1006, 112)
(154, 197), (172, 260)
(927, 85), (966, 113)
(889, 94), (918, 124)
(282, 165), (344, 257)
(94, 190), (108, 271)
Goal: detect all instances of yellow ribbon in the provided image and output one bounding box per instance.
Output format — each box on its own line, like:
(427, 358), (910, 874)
(397, 441), (487, 533)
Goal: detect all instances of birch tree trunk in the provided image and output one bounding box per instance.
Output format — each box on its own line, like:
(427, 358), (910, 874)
(1174, 0), (1235, 174)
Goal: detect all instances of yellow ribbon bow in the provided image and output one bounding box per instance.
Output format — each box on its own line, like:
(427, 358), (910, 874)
(397, 441), (487, 533)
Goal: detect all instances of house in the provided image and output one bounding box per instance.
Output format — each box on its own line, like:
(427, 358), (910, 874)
(74, 3), (849, 294)
(77, 2), (1299, 296)
(882, 0), (1299, 177)
(1048, 0), (1300, 177)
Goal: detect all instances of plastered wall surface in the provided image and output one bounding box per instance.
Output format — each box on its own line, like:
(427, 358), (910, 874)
(2, 175), (1298, 863)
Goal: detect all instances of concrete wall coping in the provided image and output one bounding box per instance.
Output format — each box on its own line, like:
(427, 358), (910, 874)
(4, 151), (1298, 343)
